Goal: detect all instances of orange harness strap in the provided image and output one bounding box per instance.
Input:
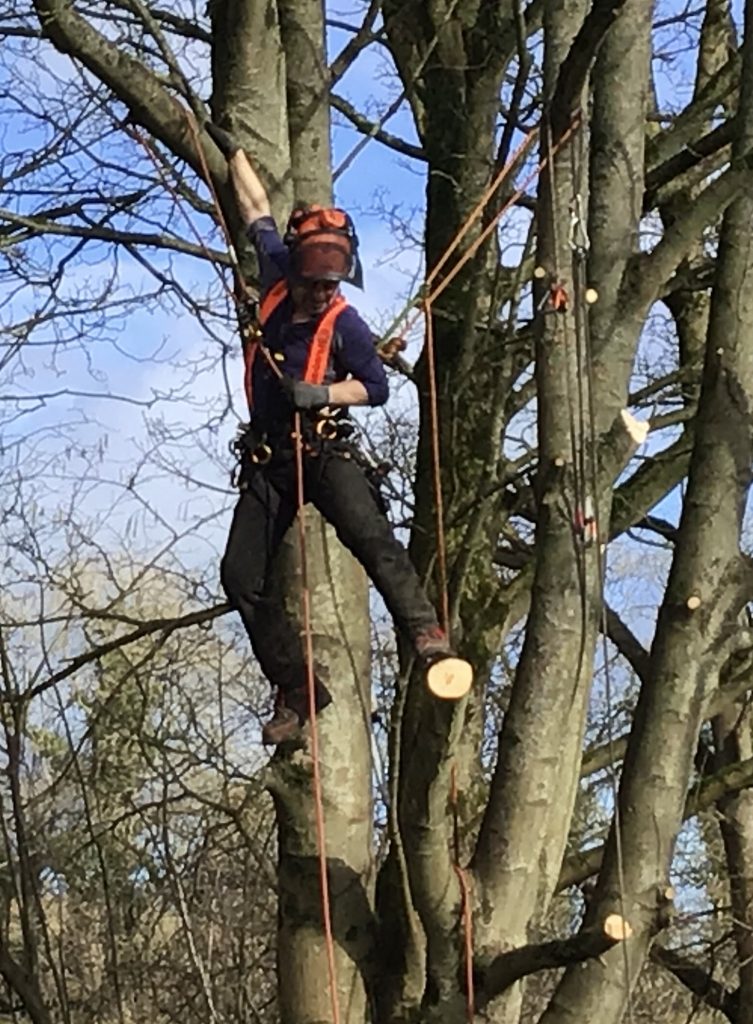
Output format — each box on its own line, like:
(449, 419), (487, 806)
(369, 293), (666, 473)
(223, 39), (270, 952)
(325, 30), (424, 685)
(303, 293), (346, 385)
(243, 281), (288, 411)
(244, 281), (347, 411)
(259, 279), (289, 323)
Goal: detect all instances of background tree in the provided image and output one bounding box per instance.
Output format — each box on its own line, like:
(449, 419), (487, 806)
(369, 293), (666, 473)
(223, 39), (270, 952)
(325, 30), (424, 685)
(2, 1), (753, 1023)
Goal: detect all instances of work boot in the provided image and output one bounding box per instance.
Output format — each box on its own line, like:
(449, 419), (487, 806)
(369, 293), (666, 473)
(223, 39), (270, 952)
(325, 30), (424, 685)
(413, 625), (453, 664)
(261, 678), (333, 746)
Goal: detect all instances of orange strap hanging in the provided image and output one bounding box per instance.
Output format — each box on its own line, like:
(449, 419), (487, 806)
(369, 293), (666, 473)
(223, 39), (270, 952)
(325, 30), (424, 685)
(243, 280), (290, 409)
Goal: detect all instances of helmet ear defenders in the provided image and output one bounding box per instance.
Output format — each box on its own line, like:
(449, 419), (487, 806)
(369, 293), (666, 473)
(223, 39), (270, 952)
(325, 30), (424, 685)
(284, 204), (364, 289)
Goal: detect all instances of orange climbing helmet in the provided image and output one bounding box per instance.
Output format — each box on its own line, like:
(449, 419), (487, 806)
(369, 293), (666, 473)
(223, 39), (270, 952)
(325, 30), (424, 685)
(284, 204), (364, 289)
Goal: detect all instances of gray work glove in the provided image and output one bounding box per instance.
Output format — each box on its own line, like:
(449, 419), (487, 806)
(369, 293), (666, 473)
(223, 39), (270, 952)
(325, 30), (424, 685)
(205, 121), (241, 159)
(281, 376), (330, 411)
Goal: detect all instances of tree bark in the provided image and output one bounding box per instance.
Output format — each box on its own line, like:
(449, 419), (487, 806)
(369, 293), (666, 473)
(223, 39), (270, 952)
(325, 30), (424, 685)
(713, 704), (753, 1024)
(540, 1), (753, 1018)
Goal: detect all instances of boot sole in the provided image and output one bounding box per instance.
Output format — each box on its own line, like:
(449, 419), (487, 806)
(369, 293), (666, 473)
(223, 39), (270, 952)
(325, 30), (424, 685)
(425, 656), (473, 700)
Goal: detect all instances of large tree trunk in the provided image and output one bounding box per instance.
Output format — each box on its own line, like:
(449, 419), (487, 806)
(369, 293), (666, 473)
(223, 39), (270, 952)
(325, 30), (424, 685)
(713, 704), (753, 1023)
(210, 5), (373, 1021)
(540, 2), (753, 1019)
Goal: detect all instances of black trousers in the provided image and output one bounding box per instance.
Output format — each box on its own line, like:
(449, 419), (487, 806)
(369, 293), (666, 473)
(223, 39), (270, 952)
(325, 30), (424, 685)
(221, 447), (439, 695)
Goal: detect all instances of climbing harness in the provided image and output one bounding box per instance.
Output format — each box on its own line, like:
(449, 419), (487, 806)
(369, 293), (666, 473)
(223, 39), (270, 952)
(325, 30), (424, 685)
(135, 99), (633, 1024)
(174, 114), (343, 1023)
(241, 276), (348, 415)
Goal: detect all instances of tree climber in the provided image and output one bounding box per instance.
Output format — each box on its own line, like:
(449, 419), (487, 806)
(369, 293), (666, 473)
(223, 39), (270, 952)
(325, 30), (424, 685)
(206, 124), (470, 745)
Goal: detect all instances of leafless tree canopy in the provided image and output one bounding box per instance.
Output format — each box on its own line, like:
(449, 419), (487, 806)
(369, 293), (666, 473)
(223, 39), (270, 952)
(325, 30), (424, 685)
(1, 1), (753, 1022)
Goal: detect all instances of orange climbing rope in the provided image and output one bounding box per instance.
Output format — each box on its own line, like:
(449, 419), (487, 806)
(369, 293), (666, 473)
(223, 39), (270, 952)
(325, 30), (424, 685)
(130, 116), (341, 1022)
(293, 412), (342, 1024)
(398, 115), (584, 1023)
(423, 301), (450, 635)
(133, 104), (591, 1023)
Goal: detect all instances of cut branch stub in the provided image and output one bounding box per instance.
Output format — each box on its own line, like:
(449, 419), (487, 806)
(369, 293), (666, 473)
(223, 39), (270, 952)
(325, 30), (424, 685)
(477, 915), (633, 1009)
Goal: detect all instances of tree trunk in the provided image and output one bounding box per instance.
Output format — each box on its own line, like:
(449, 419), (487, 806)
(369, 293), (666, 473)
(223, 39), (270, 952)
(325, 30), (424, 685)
(540, 2), (753, 1019)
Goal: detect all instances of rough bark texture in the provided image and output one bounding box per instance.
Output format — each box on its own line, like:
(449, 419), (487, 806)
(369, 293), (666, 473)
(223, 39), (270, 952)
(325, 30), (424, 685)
(272, 521), (373, 1024)
(13, 2), (753, 1023)
(714, 705), (753, 1023)
(278, 0), (332, 201)
(470, 8), (649, 1024)
(540, 2), (753, 1018)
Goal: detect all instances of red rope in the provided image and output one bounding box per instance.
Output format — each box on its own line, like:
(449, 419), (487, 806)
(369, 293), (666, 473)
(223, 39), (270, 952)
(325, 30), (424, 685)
(129, 122), (239, 306)
(133, 113), (340, 1021)
(400, 116), (582, 343)
(424, 128), (539, 291)
(133, 106), (575, 1024)
(294, 413), (341, 1024)
(417, 120), (580, 1023)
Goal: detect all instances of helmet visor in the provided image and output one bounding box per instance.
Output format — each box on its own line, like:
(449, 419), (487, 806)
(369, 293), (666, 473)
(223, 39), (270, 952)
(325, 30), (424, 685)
(289, 235), (353, 282)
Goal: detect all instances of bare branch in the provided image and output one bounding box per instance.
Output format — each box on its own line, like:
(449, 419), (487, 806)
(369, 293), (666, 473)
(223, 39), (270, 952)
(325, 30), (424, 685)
(329, 0), (383, 85)
(478, 916), (633, 1008)
(560, 754), (753, 889)
(0, 206), (229, 264)
(649, 944), (738, 1021)
(551, 0), (631, 135)
(331, 93), (425, 162)
(603, 606), (650, 682)
(25, 604), (230, 701)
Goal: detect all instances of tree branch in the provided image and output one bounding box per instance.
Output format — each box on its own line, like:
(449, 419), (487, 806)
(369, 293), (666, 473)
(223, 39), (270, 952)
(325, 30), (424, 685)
(647, 52), (740, 170)
(628, 158), (753, 312)
(643, 118), (736, 211)
(0, 942), (51, 1024)
(603, 606), (650, 682)
(581, 655), (753, 779)
(649, 944), (738, 1021)
(23, 604), (230, 701)
(330, 94), (425, 162)
(560, 753), (753, 889)
(329, 0), (383, 84)
(550, 0), (631, 135)
(30, 0), (221, 181)
(477, 916), (633, 1008)
(0, 208), (230, 265)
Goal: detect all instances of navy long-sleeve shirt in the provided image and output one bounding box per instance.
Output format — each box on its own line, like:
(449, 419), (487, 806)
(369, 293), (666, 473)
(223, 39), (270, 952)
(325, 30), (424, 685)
(246, 216), (388, 433)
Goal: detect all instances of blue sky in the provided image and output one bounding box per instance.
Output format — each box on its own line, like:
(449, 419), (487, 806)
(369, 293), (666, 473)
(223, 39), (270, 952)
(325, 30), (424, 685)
(0, 4), (432, 580)
(1, 0), (747, 921)
(0, 0), (741, 608)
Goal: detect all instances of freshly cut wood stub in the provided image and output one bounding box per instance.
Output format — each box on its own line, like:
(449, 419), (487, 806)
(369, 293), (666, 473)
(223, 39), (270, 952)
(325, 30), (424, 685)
(584, 287), (599, 304)
(620, 409), (650, 445)
(426, 657), (473, 700)
(603, 914), (633, 941)
(533, 265), (547, 279)
(686, 595), (702, 610)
